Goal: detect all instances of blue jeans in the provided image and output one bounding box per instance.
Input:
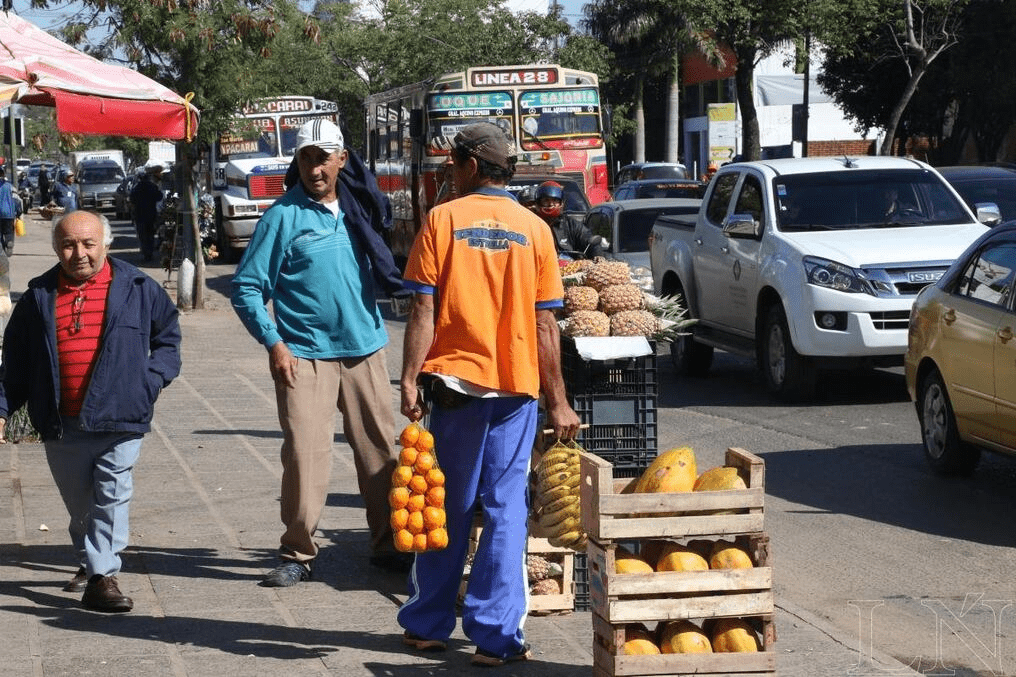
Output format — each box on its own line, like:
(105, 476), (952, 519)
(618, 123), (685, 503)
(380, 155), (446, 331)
(398, 396), (536, 659)
(44, 418), (144, 577)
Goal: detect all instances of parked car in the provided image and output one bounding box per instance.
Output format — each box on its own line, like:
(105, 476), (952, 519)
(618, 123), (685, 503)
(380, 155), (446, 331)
(612, 179), (705, 201)
(905, 219), (1016, 475)
(938, 165), (1015, 226)
(506, 176), (591, 220)
(76, 159), (126, 211)
(584, 198), (701, 290)
(615, 162), (688, 187)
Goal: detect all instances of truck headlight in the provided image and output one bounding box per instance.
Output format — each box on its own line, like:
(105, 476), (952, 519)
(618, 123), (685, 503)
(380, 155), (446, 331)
(803, 256), (874, 295)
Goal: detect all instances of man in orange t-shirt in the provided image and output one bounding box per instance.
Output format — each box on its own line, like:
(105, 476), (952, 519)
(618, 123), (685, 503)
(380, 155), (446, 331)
(398, 122), (580, 667)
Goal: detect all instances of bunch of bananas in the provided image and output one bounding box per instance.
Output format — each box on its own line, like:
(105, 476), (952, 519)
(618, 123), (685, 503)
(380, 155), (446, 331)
(532, 439), (586, 551)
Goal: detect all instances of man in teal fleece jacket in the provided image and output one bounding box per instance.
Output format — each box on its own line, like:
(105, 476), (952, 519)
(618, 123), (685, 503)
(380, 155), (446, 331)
(231, 119), (407, 587)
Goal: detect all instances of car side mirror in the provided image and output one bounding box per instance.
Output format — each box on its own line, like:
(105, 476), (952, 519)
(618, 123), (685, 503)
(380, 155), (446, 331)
(975, 202), (1002, 226)
(723, 213), (761, 239)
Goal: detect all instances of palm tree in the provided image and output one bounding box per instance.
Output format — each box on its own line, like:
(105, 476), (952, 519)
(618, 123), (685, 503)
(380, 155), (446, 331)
(584, 0), (718, 164)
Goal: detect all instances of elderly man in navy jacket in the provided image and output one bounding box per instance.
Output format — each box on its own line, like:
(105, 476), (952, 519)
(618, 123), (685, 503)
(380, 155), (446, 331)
(0, 210), (181, 613)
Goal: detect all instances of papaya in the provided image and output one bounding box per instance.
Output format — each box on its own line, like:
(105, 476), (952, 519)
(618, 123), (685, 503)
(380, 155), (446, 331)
(659, 620), (712, 653)
(633, 447), (697, 494)
(622, 624), (660, 655)
(711, 618), (761, 652)
(693, 466), (747, 492)
(709, 540), (754, 569)
(655, 542), (708, 572)
(615, 546), (654, 575)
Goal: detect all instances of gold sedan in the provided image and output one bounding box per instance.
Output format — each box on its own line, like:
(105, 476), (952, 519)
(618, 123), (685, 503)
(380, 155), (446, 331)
(905, 221), (1016, 474)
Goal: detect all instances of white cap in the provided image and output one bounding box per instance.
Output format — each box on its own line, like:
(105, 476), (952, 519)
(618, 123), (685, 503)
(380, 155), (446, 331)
(295, 119), (344, 154)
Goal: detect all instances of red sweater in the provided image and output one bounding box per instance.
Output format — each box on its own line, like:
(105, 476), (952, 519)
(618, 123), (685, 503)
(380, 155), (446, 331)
(55, 262), (111, 416)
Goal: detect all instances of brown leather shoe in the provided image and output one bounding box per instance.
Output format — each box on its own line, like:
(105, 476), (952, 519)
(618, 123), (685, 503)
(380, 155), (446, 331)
(63, 567), (88, 593)
(81, 575), (133, 613)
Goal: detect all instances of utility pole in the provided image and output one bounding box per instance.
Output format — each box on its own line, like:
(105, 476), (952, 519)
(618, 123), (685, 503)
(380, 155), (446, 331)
(801, 32), (810, 157)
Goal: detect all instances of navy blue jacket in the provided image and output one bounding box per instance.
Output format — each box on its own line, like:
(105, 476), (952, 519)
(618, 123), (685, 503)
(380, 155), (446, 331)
(284, 149), (407, 298)
(0, 257), (181, 440)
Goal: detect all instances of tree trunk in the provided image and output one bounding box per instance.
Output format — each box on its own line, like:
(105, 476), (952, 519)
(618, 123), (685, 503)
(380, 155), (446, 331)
(879, 62), (926, 156)
(734, 52), (760, 161)
(634, 71), (646, 163)
(665, 55), (680, 164)
(181, 143), (204, 309)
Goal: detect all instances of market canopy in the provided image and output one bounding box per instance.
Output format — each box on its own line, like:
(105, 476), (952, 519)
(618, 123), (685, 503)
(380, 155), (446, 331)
(0, 12), (199, 141)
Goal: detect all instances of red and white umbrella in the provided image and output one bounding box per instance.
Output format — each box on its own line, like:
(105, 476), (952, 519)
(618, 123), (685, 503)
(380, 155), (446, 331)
(0, 12), (200, 141)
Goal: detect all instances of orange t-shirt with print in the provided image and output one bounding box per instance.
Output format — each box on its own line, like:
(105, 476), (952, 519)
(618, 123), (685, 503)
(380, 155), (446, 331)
(403, 191), (564, 398)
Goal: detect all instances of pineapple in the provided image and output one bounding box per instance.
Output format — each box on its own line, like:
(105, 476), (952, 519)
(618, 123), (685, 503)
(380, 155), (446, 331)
(564, 285), (599, 313)
(563, 310), (610, 337)
(598, 284), (644, 315)
(560, 259), (593, 276)
(610, 310), (660, 337)
(585, 260), (631, 291)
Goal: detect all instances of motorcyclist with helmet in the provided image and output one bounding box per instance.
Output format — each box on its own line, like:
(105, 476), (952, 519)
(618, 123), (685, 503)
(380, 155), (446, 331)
(534, 180), (604, 259)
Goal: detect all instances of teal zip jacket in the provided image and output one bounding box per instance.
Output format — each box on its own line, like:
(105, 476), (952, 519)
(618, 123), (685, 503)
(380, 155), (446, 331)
(230, 182), (387, 359)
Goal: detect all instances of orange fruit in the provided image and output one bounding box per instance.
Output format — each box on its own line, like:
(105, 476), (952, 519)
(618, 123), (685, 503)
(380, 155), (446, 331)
(391, 465), (413, 488)
(394, 529), (414, 552)
(390, 508), (410, 531)
(427, 528), (449, 551)
(415, 429), (435, 452)
(425, 486), (445, 508)
(399, 446), (418, 467)
(423, 506), (445, 531)
(408, 474), (429, 495)
(399, 423), (421, 448)
(412, 533), (428, 552)
(388, 486), (410, 510)
(414, 451), (436, 474)
(407, 510), (425, 535)
(406, 493), (426, 513)
(425, 467), (445, 487)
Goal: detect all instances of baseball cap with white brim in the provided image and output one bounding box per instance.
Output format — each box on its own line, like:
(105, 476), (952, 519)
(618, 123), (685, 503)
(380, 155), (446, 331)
(296, 119), (345, 154)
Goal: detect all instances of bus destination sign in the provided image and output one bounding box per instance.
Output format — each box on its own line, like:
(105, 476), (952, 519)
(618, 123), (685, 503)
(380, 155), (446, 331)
(469, 67), (558, 88)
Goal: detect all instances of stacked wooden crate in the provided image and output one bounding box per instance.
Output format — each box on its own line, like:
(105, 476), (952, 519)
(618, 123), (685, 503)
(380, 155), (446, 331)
(580, 447), (776, 677)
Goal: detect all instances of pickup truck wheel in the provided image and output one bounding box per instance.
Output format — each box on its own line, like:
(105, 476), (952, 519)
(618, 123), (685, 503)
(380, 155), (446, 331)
(917, 369), (980, 475)
(761, 305), (815, 400)
(671, 334), (713, 377)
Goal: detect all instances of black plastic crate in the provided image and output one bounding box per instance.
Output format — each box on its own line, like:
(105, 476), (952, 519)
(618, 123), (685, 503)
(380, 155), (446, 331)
(561, 339), (658, 397)
(561, 339), (658, 476)
(573, 552), (589, 611)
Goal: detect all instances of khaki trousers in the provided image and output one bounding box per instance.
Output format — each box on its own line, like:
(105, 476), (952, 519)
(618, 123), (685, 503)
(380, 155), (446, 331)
(274, 348), (396, 563)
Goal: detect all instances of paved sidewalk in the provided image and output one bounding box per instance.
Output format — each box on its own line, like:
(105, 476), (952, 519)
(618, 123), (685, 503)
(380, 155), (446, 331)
(0, 211), (918, 676)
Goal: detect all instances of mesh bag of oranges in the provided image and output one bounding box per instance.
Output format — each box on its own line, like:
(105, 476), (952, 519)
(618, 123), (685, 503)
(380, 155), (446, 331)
(389, 422), (448, 553)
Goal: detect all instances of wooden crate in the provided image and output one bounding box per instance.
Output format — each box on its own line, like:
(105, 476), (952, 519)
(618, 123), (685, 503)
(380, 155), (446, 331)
(588, 535), (773, 624)
(592, 611), (777, 677)
(459, 518), (575, 615)
(580, 448), (766, 541)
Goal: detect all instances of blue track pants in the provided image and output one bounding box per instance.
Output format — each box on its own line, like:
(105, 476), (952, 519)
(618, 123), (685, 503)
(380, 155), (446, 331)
(398, 395), (536, 658)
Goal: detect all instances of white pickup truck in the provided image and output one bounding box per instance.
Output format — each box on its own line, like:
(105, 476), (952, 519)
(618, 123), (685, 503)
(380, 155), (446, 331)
(649, 156), (999, 399)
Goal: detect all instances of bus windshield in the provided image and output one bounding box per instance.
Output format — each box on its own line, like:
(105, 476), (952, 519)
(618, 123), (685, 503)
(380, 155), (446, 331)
(426, 91), (513, 153)
(519, 88), (601, 150)
(216, 116), (278, 161)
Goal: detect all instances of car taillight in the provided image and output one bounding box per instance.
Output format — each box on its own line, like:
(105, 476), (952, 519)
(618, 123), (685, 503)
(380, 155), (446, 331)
(594, 165), (608, 187)
(249, 174), (285, 199)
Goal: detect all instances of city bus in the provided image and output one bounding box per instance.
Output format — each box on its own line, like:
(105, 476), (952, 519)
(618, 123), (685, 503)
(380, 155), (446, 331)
(208, 95), (339, 261)
(364, 64), (609, 265)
